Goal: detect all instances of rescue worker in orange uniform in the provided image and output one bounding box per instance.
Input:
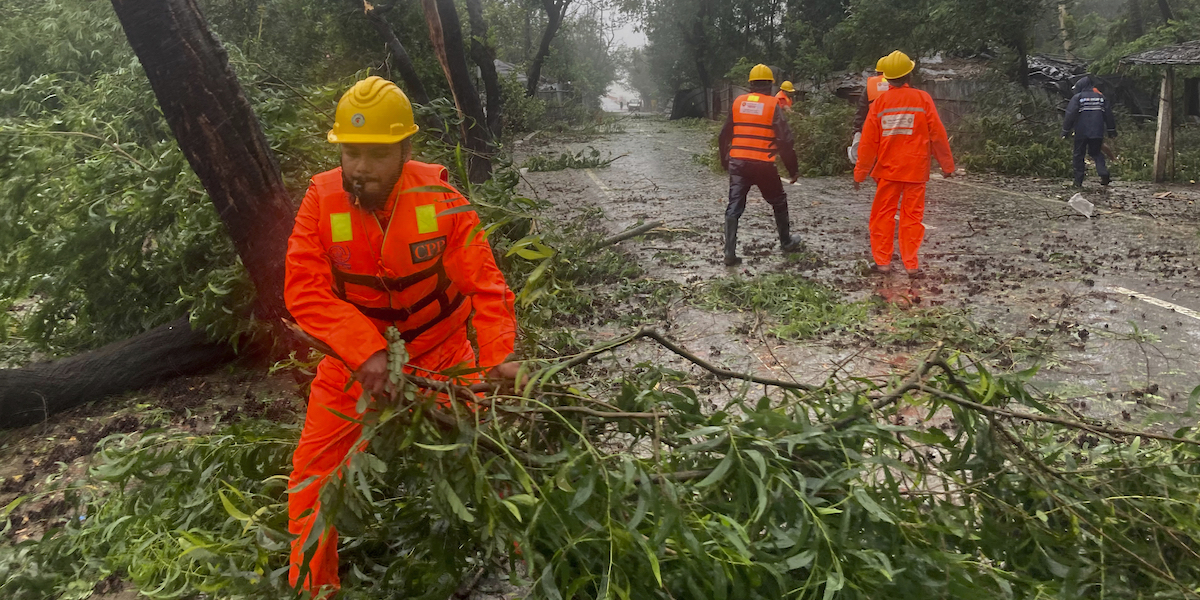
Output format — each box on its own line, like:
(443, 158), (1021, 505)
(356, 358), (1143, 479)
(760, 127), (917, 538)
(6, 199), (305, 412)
(718, 63), (802, 267)
(284, 76), (519, 594)
(848, 56), (890, 164)
(853, 51), (955, 277)
(775, 81), (796, 111)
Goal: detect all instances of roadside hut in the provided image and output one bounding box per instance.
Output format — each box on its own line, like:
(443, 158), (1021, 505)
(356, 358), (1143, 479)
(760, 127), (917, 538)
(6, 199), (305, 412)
(1121, 40), (1200, 182)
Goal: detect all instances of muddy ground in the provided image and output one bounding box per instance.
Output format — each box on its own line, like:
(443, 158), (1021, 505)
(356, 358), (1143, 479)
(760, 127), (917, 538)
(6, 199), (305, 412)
(515, 114), (1200, 424)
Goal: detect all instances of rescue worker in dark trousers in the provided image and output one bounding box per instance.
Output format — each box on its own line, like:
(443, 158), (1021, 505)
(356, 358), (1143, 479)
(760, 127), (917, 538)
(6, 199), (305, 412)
(718, 63), (802, 267)
(1062, 75), (1117, 187)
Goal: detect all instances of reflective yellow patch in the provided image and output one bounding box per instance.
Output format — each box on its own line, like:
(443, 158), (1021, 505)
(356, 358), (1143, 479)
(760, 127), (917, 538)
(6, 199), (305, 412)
(415, 204), (438, 234)
(330, 212), (353, 242)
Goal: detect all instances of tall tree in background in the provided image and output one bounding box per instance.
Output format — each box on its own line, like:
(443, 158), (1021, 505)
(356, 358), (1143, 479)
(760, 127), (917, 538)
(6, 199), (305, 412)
(466, 0), (504, 138)
(526, 0), (574, 96)
(420, 0), (495, 182)
(349, 0), (433, 106)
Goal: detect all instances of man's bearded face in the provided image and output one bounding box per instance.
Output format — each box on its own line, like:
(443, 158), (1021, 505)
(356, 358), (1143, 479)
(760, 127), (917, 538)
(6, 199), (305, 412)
(340, 142), (408, 211)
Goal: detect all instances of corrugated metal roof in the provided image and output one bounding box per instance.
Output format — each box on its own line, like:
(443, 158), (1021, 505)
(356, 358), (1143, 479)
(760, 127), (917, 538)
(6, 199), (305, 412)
(1122, 40), (1200, 65)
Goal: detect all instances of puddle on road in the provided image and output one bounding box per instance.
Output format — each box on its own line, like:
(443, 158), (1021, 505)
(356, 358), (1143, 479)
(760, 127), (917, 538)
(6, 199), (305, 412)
(515, 115), (1200, 426)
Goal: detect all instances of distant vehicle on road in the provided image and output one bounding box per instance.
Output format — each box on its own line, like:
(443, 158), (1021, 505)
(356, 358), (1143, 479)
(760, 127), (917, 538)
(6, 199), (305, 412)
(627, 98), (643, 113)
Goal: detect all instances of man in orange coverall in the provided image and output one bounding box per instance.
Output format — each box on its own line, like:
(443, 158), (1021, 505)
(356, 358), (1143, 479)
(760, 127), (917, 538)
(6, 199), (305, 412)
(283, 76), (520, 594)
(853, 51), (955, 277)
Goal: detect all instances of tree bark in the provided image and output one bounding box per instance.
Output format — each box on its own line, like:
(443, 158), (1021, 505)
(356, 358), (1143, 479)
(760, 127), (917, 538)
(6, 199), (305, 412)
(0, 0), (298, 429)
(352, 0), (432, 106)
(420, 0), (495, 182)
(110, 0), (294, 323)
(1013, 35), (1030, 88)
(0, 319), (234, 428)
(1157, 0), (1175, 23)
(465, 0), (503, 139)
(526, 0), (570, 98)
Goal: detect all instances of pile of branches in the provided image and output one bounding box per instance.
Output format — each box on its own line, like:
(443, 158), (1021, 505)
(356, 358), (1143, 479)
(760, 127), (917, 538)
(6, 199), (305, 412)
(3, 329), (1200, 599)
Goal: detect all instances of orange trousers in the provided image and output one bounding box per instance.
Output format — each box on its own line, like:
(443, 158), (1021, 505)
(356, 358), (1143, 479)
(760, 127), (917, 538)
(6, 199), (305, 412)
(869, 179), (927, 270)
(287, 332), (476, 592)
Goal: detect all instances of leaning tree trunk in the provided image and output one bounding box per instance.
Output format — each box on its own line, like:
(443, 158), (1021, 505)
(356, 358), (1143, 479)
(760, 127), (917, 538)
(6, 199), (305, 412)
(111, 0), (294, 320)
(526, 0), (568, 98)
(420, 0), (495, 183)
(465, 0), (503, 139)
(0, 0), (296, 429)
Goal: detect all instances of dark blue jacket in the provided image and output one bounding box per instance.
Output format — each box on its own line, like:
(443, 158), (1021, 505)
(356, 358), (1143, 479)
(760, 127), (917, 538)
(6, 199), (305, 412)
(1062, 76), (1117, 140)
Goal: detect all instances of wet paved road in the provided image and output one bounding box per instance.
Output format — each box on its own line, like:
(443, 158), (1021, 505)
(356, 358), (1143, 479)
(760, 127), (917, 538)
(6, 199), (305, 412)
(516, 115), (1200, 421)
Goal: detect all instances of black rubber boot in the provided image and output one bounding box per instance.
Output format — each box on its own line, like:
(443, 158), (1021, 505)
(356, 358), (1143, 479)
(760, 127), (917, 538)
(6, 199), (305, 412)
(723, 217), (741, 267)
(1100, 173), (1111, 186)
(773, 205), (803, 253)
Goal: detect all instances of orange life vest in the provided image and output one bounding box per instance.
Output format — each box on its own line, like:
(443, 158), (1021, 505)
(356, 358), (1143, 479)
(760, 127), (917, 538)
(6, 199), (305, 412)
(866, 75), (890, 102)
(729, 93), (779, 163)
(308, 161), (472, 355)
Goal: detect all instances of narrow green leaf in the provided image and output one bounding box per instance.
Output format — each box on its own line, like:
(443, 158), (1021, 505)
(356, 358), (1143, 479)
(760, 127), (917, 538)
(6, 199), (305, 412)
(696, 453), (734, 488)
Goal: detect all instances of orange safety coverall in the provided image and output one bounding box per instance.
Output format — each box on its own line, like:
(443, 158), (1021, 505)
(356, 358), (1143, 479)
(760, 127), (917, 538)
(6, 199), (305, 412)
(283, 160), (517, 591)
(774, 90), (793, 110)
(853, 84), (954, 270)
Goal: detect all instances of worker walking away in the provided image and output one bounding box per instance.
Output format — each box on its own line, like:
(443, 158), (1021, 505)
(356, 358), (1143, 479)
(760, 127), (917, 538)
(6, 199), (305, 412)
(848, 56), (891, 163)
(776, 81), (796, 111)
(853, 51), (955, 278)
(284, 76), (520, 595)
(1062, 75), (1117, 187)
(719, 63), (802, 267)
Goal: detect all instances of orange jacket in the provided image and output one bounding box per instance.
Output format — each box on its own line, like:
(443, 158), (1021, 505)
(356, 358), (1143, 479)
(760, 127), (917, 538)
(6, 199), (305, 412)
(728, 93), (781, 162)
(774, 90), (793, 110)
(854, 84), (955, 184)
(285, 160), (516, 371)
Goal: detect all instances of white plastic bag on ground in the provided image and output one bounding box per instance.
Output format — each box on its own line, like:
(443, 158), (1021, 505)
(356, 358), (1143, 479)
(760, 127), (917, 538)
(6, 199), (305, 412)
(1068, 193), (1094, 218)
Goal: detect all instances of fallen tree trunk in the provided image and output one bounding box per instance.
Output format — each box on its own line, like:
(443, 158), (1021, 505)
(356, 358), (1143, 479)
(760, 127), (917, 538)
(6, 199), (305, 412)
(0, 318), (234, 428)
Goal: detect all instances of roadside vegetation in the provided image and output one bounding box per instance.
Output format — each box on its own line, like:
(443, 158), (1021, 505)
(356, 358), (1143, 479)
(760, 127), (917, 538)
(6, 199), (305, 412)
(5, 0), (1200, 599)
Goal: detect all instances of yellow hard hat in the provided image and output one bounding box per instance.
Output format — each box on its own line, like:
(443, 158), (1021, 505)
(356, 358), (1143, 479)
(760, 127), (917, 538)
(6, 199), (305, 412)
(748, 64), (774, 82)
(780, 81), (795, 92)
(879, 51), (915, 80)
(875, 56), (887, 72)
(328, 76), (420, 144)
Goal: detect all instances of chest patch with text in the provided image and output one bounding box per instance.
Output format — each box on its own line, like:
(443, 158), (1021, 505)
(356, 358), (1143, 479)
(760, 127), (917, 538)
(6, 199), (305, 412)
(739, 101), (765, 116)
(410, 236), (447, 264)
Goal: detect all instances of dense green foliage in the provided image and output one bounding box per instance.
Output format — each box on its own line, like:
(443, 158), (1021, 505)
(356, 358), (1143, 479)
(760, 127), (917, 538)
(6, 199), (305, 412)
(786, 93), (856, 177)
(620, 0), (1052, 102)
(0, 0), (620, 354)
(6, 337), (1200, 598)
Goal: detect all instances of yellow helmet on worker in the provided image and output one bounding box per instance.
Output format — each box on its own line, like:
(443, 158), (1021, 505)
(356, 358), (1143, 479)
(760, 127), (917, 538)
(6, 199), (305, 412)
(748, 64), (774, 82)
(879, 51), (915, 80)
(328, 76), (420, 144)
(875, 56), (887, 73)
(780, 81), (795, 93)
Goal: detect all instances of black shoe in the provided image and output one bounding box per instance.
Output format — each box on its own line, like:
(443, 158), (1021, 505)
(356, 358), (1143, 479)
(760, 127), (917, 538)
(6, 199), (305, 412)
(870, 263), (893, 274)
(905, 267), (924, 279)
(1100, 174), (1111, 186)
(724, 255), (743, 267)
(780, 238), (803, 253)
